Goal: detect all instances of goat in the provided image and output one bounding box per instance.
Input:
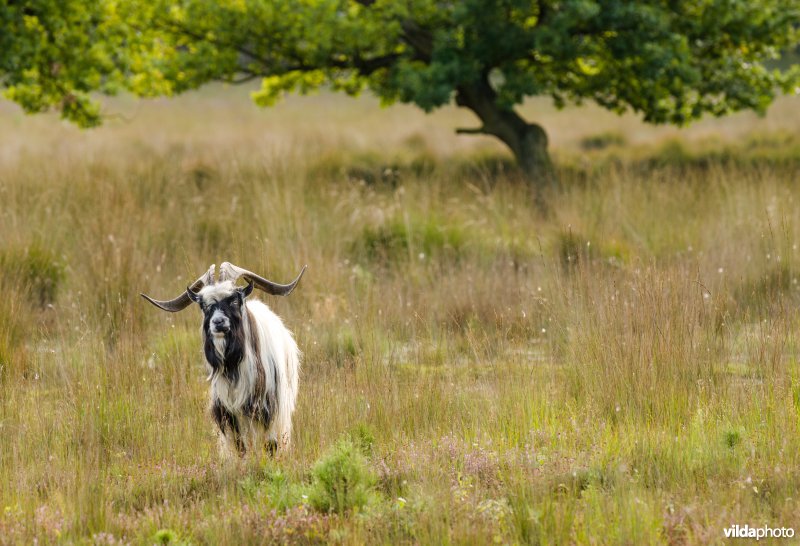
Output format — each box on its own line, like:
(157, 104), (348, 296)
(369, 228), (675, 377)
(142, 262), (305, 456)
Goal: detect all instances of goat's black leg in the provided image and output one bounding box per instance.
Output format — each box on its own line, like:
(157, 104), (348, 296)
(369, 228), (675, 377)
(212, 399), (245, 455)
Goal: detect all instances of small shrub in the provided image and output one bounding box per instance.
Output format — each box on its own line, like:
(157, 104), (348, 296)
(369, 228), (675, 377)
(643, 138), (729, 171)
(356, 221), (410, 264)
(724, 429), (742, 450)
(408, 154), (437, 178)
(556, 230), (594, 270)
(350, 423), (375, 456)
(308, 439), (377, 514)
(181, 160), (218, 191)
(733, 263), (799, 315)
(0, 278), (35, 384)
(309, 152), (402, 187)
(328, 327), (358, 368)
(0, 290), (29, 381)
(580, 131), (627, 151)
(0, 242), (66, 306)
(152, 528), (189, 545)
(418, 219), (465, 257)
(654, 139), (691, 166)
(312, 325), (359, 369)
(555, 230), (632, 270)
(241, 469), (306, 512)
(353, 218), (466, 265)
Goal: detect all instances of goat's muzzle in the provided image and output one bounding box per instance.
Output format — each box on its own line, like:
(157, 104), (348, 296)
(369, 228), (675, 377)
(211, 315), (230, 335)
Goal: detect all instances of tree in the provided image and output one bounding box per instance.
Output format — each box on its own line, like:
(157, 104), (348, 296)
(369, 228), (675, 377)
(0, 0), (124, 126)
(3, 1), (800, 185)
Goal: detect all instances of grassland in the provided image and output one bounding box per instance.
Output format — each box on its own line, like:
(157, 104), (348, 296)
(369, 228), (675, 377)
(2, 88), (800, 544)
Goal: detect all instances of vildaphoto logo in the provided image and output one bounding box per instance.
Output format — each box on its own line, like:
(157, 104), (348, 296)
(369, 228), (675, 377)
(724, 524), (795, 540)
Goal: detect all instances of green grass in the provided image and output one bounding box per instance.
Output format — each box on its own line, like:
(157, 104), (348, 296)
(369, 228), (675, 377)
(2, 90), (800, 544)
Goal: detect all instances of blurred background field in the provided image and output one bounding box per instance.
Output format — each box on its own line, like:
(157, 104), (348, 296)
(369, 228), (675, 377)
(2, 89), (800, 544)
(5, 85), (800, 160)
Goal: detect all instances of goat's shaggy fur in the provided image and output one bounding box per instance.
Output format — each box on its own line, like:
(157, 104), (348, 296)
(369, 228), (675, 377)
(195, 281), (300, 456)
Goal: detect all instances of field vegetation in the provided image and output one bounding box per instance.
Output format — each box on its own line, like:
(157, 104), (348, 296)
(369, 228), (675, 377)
(1, 89), (800, 544)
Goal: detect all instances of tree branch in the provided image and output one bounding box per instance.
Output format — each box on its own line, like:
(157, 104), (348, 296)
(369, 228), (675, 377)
(351, 1), (433, 63)
(150, 19), (399, 80)
(455, 127), (486, 134)
(228, 73), (261, 85)
(400, 20), (433, 61)
(152, 19), (276, 72)
(345, 53), (401, 75)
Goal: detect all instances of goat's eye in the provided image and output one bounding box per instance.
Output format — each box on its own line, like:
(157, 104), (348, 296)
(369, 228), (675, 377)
(231, 299), (239, 306)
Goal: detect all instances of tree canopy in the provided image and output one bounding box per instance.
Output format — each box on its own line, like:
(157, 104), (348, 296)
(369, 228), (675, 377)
(3, 0), (799, 181)
(1, 0), (119, 126)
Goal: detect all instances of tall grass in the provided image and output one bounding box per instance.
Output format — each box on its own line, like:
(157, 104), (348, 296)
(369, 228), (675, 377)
(1, 91), (800, 543)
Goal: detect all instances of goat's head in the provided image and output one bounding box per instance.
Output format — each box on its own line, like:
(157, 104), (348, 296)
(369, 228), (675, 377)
(141, 262), (306, 377)
(187, 279), (252, 337)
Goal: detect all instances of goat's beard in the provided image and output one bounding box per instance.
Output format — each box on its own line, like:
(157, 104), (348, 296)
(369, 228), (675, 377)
(209, 335), (226, 379)
(212, 335), (226, 359)
(203, 325), (246, 383)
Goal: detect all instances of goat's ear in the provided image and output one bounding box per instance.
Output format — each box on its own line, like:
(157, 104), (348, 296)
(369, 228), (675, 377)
(241, 279), (254, 299)
(186, 287), (202, 304)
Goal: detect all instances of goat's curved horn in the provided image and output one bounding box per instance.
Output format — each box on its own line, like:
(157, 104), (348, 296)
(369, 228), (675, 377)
(141, 264), (215, 312)
(219, 262), (306, 296)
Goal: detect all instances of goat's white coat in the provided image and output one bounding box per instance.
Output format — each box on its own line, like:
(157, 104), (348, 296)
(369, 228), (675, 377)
(198, 281), (300, 455)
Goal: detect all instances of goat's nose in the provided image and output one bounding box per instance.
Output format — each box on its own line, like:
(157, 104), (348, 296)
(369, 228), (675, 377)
(212, 317), (227, 327)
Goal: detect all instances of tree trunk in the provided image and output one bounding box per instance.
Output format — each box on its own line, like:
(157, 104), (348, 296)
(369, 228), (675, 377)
(455, 75), (556, 189)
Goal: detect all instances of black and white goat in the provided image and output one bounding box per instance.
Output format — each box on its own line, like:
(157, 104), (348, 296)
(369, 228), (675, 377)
(142, 262), (305, 456)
